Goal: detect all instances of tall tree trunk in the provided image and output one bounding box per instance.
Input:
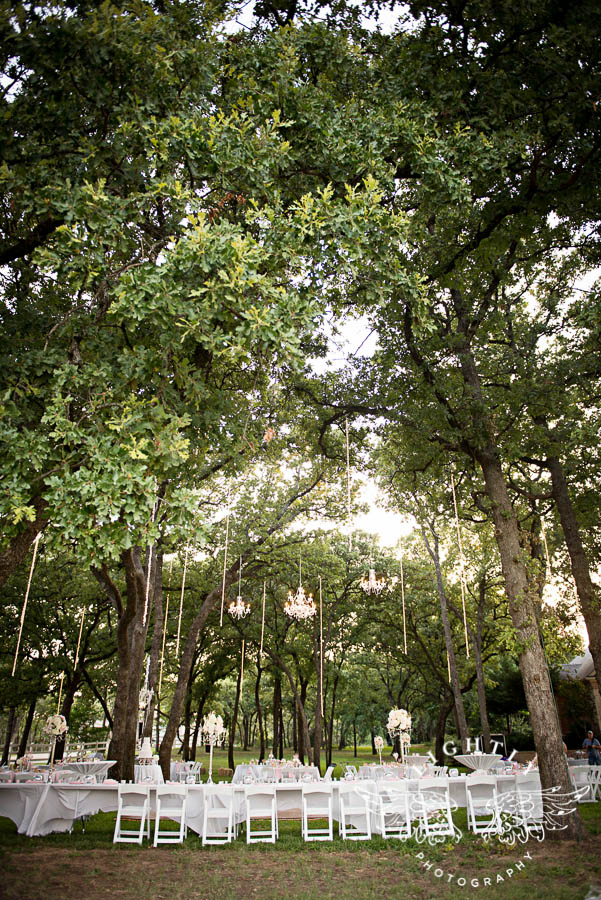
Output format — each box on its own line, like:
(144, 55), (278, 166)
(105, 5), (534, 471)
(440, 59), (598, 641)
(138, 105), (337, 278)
(0, 496), (48, 592)
(421, 525), (470, 750)
(435, 692), (454, 765)
(279, 708), (284, 758)
(545, 448), (601, 701)
(312, 629), (323, 771)
(181, 688), (193, 762)
(190, 695), (206, 762)
(473, 577), (492, 752)
(1, 706), (16, 766)
(254, 657), (265, 762)
(94, 546), (151, 782)
(272, 674), (281, 757)
(327, 670), (341, 766)
(353, 717), (357, 758)
(297, 678), (308, 763)
(228, 657), (243, 771)
(17, 696), (37, 758)
(458, 335), (581, 838)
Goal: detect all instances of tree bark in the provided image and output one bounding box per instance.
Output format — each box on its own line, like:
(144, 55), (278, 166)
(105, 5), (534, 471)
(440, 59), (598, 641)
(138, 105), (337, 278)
(421, 525), (470, 750)
(272, 673), (282, 757)
(17, 696), (37, 759)
(545, 448), (601, 701)
(1, 707), (16, 766)
(476, 446), (581, 837)
(327, 670), (341, 766)
(228, 655), (243, 771)
(254, 657), (265, 762)
(312, 627), (323, 771)
(93, 546), (151, 782)
(0, 497), (48, 592)
(435, 692), (454, 765)
(190, 694), (206, 762)
(473, 576), (492, 752)
(455, 330), (581, 838)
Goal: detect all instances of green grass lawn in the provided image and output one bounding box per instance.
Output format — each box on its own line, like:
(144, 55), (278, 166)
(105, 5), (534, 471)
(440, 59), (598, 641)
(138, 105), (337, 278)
(0, 780), (599, 900)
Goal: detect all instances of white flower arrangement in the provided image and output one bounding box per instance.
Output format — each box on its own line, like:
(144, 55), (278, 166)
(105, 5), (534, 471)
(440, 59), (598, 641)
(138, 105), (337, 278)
(201, 711), (226, 745)
(45, 714), (68, 738)
(386, 708), (412, 735)
(374, 735), (384, 751)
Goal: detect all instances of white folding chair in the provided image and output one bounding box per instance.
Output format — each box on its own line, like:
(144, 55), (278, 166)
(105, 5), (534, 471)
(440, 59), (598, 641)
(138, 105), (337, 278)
(113, 784), (150, 844)
(466, 777), (501, 836)
(280, 767), (296, 783)
(322, 765), (335, 782)
(153, 784), (187, 846)
(339, 784), (372, 840)
(512, 774), (545, 839)
(0, 770), (14, 783)
(244, 784), (278, 843)
(571, 766), (595, 803)
(377, 783), (412, 840)
(588, 766), (601, 802)
(202, 785), (236, 845)
(416, 778), (455, 840)
(301, 784), (333, 841)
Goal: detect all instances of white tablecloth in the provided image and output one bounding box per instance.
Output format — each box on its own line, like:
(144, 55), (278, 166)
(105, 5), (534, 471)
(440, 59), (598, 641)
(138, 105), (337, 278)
(0, 774), (544, 838)
(232, 764), (320, 784)
(358, 764), (404, 780)
(134, 764), (164, 784)
(60, 761), (116, 782)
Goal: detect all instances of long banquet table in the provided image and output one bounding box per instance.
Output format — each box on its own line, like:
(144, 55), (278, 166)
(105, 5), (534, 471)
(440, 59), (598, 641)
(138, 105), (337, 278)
(0, 773), (544, 838)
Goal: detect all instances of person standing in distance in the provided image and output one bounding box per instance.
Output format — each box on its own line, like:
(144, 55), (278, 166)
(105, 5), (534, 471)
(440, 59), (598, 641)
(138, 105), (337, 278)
(583, 730), (601, 765)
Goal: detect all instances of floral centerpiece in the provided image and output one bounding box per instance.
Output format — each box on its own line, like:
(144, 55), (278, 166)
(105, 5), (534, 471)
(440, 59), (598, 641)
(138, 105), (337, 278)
(374, 735), (385, 765)
(45, 714), (68, 738)
(16, 753), (33, 772)
(386, 708), (412, 763)
(44, 713), (68, 767)
(201, 712), (227, 783)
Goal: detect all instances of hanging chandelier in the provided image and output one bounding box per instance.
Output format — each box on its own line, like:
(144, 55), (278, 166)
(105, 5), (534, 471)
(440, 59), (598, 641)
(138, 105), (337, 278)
(360, 566), (387, 595)
(229, 556), (251, 620)
(285, 553), (316, 620)
(229, 595), (251, 619)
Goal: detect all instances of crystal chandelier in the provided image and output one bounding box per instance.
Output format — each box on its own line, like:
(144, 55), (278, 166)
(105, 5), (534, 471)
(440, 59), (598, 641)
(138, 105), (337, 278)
(285, 553), (316, 620)
(229, 556), (251, 619)
(360, 565), (387, 595)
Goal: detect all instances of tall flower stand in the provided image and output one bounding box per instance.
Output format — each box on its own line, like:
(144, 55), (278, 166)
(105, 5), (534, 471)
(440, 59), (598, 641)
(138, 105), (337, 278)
(386, 708), (412, 765)
(201, 712), (227, 784)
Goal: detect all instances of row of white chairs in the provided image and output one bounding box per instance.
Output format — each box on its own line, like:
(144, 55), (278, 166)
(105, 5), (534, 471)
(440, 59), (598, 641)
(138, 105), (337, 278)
(113, 777), (538, 847)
